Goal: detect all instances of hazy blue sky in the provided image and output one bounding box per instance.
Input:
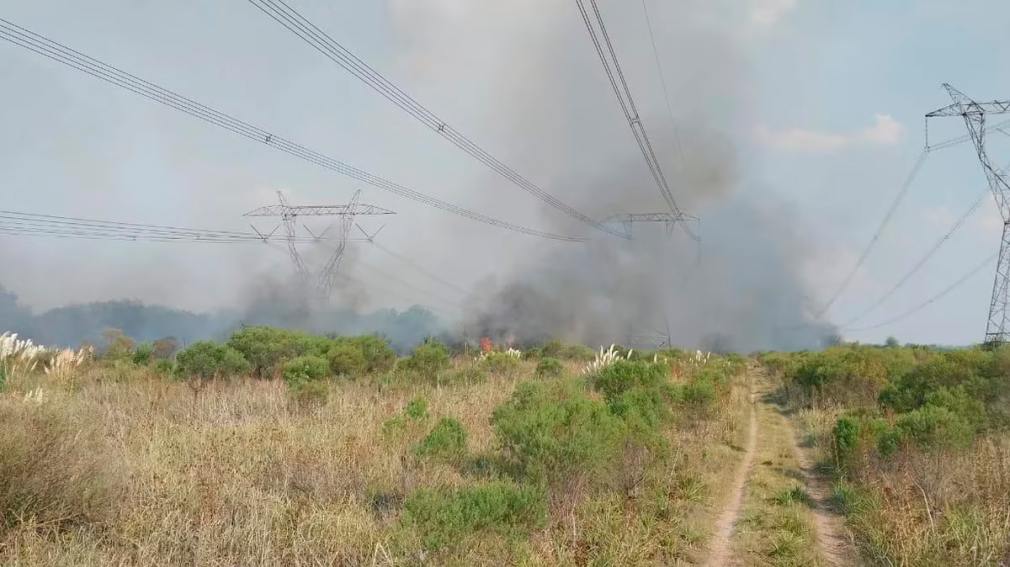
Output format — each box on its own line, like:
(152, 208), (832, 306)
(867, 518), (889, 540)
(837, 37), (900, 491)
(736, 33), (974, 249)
(2, 0), (1009, 346)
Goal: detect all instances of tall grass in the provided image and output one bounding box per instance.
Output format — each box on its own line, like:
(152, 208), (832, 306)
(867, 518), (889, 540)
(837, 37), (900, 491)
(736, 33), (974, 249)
(763, 345), (1010, 565)
(0, 336), (749, 565)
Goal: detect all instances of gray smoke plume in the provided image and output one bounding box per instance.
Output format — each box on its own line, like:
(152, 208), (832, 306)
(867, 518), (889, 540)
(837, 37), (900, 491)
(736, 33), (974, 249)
(385, 0), (837, 351)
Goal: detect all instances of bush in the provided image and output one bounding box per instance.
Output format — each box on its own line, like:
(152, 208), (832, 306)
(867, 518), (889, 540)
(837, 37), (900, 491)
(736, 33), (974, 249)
(281, 355), (330, 387)
(591, 360), (675, 428)
(679, 375), (717, 409)
(175, 341), (250, 380)
(492, 379), (625, 485)
(895, 405), (974, 450)
(833, 416), (860, 463)
(0, 400), (121, 530)
(405, 397), (429, 420)
(327, 341), (366, 376)
(101, 328), (135, 360)
(151, 337), (179, 359)
(399, 339), (450, 381)
(132, 342), (154, 366)
(590, 360), (668, 402)
(403, 482), (545, 550)
(535, 357), (564, 378)
(480, 352), (521, 375)
(879, 356), (979, 413)
(415, 418), (468, 462)
(227, 326), (322, 378)
(353, 335), (397, 373)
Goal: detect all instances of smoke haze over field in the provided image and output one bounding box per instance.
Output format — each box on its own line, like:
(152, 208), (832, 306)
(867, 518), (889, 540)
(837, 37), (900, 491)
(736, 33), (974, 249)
(393, 1), (836, 350)
(4, 1), (1006, 347)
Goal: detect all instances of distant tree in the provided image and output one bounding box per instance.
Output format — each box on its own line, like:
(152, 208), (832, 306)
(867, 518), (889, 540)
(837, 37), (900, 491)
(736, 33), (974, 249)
(152, 337), (180, 360)
(175, 341), (250, 400)
(101, 328), (135, 359)
(885, 336), (900, 348)
(175, 341), (250, 381)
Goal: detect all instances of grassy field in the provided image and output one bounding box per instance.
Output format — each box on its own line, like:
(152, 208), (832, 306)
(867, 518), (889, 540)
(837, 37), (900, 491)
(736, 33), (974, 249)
(763, 344), (1010, 566)
(0, 331), (752, 565)
(4, 329), (1009, 565)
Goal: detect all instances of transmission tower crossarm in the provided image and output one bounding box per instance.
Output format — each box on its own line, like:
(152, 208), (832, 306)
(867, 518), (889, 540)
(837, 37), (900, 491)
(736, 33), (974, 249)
(927, 101), (1010, 118)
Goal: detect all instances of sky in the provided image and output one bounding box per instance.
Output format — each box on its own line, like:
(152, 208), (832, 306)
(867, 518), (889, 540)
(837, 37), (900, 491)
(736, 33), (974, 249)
(1, 0), (1009, 347)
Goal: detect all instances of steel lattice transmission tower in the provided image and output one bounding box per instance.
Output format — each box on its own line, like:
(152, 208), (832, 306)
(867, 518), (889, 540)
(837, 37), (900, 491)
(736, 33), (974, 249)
(245, 190), (394, 296)
(927, 84), (1010, 344)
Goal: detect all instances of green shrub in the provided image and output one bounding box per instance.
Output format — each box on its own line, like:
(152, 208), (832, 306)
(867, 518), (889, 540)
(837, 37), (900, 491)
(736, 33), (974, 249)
(895, 405), (974, 450)
(281, 355), (330, 387)
(480, 352), (521, 375)
(227, 326), (305, 377)
(353, 335), (397, 373)
(590, 360), (675, 429)
(590, 360), (667, 401)
(923, 386), (987, 430)
(327, 341), (366, 376)
(399, 339), (450, 381)
(405, 397), (429, 420)
(879, 355), (980, 413)
(415, 418), (468, 462)
(535, 357), (564, 378)
(132, 343), (154, 366)
(226, 326), (331, 378)
(875, 424), (903, 457)
(491, 379), (625, 485)
(833, 417), (860, 462)
(679, 375), (717, 408)
(790, 346), (914, 407)
(403, 482), (545, 550)
(175, 341), (250, 380)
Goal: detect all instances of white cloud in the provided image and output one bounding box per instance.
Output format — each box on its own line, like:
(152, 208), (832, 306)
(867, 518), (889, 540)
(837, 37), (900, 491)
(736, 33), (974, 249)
(756, 114), (905, 153)
(751, 0), (798, 26)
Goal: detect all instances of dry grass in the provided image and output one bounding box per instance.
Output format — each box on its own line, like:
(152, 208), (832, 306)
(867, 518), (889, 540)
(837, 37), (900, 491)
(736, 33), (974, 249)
(729, 387), (820, 566)
(792, 405), (1010, 566)
(0, 358), (752, 566)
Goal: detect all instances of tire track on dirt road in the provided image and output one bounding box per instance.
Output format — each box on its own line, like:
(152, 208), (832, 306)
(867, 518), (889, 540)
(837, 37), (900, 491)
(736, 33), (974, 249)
(705, 375), (758, 567)
(786, 417), (858, 566)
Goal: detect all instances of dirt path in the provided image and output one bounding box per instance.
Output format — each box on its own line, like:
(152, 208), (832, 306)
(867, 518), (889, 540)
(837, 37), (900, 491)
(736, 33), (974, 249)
(786, 420), (858, 566)
(704, 368), (858, 566)
(704, 378), (758, 567)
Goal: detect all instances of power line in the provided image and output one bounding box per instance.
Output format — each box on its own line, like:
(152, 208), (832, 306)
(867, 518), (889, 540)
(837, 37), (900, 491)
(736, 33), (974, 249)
(0, 209), (374, 244)
(638, 0), (684, 166)
(356, 258), (462, 313)
(926, 117), (1010, 152)
(573, 0), (698, 241)
(812, 123), (1010, 321)
(0, 17), (585, 243)
(842, 160), (1010, 327)
(371, 241), (472, 298)
(246, 0), (626, 239)
(813, 150), (930, 318)
(845, 253), (996, 333)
